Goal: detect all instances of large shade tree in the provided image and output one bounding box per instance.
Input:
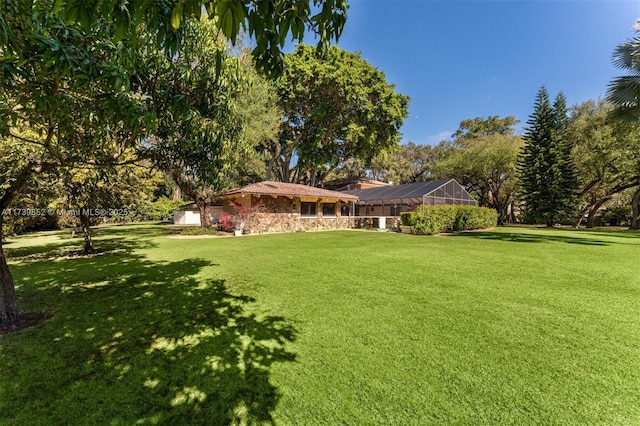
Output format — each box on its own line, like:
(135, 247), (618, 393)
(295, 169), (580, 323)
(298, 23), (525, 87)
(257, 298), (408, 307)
(0, 13), (152, 329)
(227, 43), (282, 188)
(568, 99), (640, 228)
(435, 116), (522, 224)
(57, 160), (159, 254)
(0, 0), (348, 329)
(136, 19), (249, 228)
(271, 44), (409, 185)
(437, 133), (522, 225)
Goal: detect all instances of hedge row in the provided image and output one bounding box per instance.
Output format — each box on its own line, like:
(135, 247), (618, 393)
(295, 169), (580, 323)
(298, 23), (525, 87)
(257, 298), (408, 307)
(400, 205), (497, 235)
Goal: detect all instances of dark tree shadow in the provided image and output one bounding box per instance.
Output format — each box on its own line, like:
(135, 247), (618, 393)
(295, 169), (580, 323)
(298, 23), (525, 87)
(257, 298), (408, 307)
(450, 230), (612, 246)
(1, 239), (297, 424)
(4, 224), (167, 261)
(575, 229), (640, 240)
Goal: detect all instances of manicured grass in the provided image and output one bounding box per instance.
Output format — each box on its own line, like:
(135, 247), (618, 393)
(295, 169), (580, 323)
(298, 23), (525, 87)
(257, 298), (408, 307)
(1, 225), (639, 424)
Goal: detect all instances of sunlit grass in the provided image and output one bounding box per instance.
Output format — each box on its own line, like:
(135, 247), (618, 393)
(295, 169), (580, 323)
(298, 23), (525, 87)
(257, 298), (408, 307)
(1, 225), (639, 424)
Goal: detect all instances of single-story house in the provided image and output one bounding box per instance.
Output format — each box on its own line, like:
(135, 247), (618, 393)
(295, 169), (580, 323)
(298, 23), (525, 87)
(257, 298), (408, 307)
(218, 181), (358, 234)
(341, 179), (478, 217)
(173, 202), (224, 226)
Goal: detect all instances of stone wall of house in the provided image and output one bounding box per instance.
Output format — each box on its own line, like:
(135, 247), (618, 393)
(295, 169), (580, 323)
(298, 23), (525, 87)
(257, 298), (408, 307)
(245, 212), (299, 234)
(253, 195), (298, 213)
(297, 217), (352, 232)
(223, 194), (354, 234)
(245, 214), (352, 234)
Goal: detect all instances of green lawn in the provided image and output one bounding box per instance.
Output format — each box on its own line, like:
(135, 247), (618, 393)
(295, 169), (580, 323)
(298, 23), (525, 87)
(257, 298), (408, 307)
(1, 224), (639, 425)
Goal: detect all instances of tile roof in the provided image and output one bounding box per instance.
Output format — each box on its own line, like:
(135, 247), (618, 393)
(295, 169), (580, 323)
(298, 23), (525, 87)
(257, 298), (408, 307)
(220, 181), (358, 201)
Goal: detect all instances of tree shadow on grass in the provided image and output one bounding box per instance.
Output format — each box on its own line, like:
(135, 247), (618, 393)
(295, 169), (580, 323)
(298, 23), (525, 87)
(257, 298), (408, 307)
(451, 230), (611, 246)
(575, 229), (640, 240)
(5, 223), (167, 262)
(1, 245), (297, 424)
(89, 223), (184, 239)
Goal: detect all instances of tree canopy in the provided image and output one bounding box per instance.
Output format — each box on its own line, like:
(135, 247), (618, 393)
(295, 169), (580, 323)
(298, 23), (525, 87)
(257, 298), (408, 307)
(0, 0), (348, 76)
(568, 99), (640, 227)
(135, 20), (261, 227)
(438, 136), (522, 225)
(271, 44), (409, 185)
(0, 0), (347, 328)
(452, 116), (519, 140)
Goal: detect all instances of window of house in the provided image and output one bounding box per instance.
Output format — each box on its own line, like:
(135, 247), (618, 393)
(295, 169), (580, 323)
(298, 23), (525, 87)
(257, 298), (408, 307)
(300, 202), (317, 217)
(322, 203), (336, 217)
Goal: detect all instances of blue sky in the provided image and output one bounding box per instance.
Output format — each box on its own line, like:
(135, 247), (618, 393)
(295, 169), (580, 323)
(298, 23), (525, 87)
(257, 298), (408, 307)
(291, 0), (640, 145)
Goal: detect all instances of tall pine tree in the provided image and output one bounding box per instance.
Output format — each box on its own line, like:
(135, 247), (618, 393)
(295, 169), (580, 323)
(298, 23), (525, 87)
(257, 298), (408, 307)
(519, 86), (577, 226)
(552, 92), (578, 219)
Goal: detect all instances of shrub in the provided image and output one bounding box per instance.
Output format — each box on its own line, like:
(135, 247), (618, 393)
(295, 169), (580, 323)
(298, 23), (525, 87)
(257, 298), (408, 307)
(408, 205), (497, 235)
(179, 226), (222, 236)
(452, 206), (498, 231)
(411, 205), (455, 235)
(400, 212), (415, 226)
(137, 197), (185, 222)
(218, 211), (233, 231)
(602, 206), (632, 226)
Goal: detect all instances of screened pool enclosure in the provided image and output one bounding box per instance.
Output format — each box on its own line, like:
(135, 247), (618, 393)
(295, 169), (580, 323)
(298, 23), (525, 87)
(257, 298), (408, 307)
(343, 179), (477, 217)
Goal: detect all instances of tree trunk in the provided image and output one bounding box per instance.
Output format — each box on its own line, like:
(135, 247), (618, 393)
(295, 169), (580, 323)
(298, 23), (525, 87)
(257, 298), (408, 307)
(586, 204), (601, 229)
(79, 211), (95, 254)
(172, 186), (182, 202)
(0, 165), (36, 330)
(0, 214), (20, 330)
(497, 206), (509, 226)
(309, 169), (317, 187)
(508, 204), (517, 224)
(197, 199), (210, 228)
(631, 188), (640, 230)
(574, 203), (591, 228)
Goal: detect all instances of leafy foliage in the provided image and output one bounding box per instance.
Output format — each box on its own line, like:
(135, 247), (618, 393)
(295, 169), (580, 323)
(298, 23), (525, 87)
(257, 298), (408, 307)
(225, 42), (282, 187)
(136, 19), (249, 227)
(452, 116), (519, 139)
(138, 197), (186, 222)
(0, 11), (151, 327)
(568, 99), (640, 227)
(1, 0), (348, 77)
(56, 159), (160, 252)
(400, 212), (414, 227)
(271, 44), (410, 185)
(607, 19), (640, 120)
(0, 0), (347, 328)
(437, 116), (522, 224)
(407, 205), (497, 235)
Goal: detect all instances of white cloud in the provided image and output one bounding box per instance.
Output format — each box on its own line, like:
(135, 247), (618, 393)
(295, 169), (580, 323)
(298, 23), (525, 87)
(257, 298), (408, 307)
(427, 130), (454, 144)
